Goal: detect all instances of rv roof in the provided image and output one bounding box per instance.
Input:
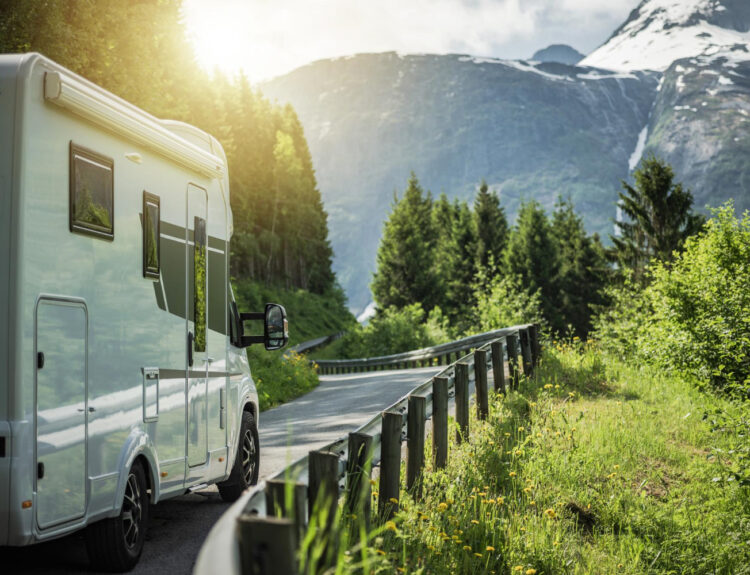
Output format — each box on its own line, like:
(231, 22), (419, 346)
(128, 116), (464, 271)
(10, 53), (226, 179)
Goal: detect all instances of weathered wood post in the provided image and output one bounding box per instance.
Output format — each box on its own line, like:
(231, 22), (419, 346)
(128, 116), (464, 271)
(530, 323), (541, 367)
(237, 515), (298, 575)
(520, 327), (533, 377)
(506, 334), (520, 391)
(346, 432), (372, 529)
(432, 376), (449, 469)
(474, 349), (489, 420)
(490, 340), (506, 395)
(379, 411), (402, 518)
(455, 363), (470, 443)
(406, 394), (426, 498)
(308, 450), (339, 531)
(265, 479), (307, 545)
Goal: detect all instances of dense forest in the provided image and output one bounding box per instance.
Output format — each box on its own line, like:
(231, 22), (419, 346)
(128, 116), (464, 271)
(0, 0), (335, 295)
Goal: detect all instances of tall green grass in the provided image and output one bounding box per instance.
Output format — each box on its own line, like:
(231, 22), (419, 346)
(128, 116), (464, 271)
(302, 342), (749, 574)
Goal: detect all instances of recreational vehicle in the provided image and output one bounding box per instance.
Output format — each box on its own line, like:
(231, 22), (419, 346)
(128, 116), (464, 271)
(0, 53), (288, 571)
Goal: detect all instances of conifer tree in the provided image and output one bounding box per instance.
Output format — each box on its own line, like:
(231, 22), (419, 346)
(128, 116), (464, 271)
(505, 201), (562, 331)
(552, 197), (609, 337)
(444, 199), (478, 329)
(474, 180), (508, 274)
(372, 173), (439, 311)
(611, 154), (705, 280)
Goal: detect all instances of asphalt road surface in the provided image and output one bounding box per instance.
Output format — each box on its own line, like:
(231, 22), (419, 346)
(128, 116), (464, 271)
(4, 366), (441, 575)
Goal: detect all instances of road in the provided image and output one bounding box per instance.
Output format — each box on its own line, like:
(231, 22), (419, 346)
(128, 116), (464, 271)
(4, 367), (441, 574)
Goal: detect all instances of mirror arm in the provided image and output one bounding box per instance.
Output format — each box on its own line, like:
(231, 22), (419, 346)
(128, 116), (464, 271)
(240, 312), (265, 322)
(239, 335), (266, 348)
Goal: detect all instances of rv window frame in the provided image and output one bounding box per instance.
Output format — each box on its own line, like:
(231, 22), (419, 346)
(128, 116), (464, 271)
(69, 141), (115, 241)
(142, 191), (161, 279)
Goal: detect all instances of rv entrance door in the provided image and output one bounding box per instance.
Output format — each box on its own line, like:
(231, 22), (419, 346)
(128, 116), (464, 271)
(187, 184), (209, 468)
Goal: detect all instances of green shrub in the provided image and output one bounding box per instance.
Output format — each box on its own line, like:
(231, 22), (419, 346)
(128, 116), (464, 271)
(334, 303), (451, 359)
(248, 348), (319, 411)
(474, 273), (545, 333)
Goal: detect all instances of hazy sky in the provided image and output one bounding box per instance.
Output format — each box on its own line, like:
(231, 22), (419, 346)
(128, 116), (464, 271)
(182, 0), (640, 82)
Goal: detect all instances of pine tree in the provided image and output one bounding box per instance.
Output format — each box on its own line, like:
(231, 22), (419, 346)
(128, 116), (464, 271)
(474, 180), (508, 274)
(551, 197), (609, 337)
(444, 199), (478, 329)
(505, 201), (562, 331)
(611, 154), (705, 280)
(372, 173), (439, 311)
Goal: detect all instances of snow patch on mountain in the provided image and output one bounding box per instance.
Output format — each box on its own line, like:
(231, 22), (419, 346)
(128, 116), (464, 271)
(581, 0), (750, 72)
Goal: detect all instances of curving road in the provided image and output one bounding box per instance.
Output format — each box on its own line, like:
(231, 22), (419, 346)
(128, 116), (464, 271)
(5, 367), (441, 575)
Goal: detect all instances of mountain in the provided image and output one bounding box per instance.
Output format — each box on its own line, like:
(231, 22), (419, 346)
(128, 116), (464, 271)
(581, 0), (750, 71)
(261, 0), (750, 314)
(262, 54), (658, 312)
(532, 44), (584, 65)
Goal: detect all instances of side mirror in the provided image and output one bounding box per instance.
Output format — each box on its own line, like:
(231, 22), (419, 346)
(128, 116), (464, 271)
(264, 304), (288, 350)
(230, 302), (289, 350)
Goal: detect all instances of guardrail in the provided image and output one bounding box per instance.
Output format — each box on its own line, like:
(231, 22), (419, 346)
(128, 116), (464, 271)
(195, 323), (539, 575)
(286, 331), (345, 356)
(314, 326), (535, 374)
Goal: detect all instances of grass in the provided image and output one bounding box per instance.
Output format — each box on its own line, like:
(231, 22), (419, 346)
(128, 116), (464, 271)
(232, 279), (357, 410)
(306, 340), (750, 574)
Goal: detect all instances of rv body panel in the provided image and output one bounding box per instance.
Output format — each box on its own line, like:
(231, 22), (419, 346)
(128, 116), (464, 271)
(0, 53), (259, 547)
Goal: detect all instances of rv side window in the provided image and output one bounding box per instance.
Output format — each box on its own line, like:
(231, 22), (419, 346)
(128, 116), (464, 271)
(143, 192), (160, 279)
(69, 142), (114, 240)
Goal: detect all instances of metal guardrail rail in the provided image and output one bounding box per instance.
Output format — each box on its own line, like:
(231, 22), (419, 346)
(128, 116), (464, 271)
(314, 327), (526, 373)
(286, 331), (345, 356)
(194, 323), (539, 575)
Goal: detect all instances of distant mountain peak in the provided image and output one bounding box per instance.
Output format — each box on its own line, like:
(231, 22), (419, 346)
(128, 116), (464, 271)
(581, 0), (750, 71)
(531, 44), (584, 65)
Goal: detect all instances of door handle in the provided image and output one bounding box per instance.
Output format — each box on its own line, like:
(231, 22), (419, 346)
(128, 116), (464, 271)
(188, 331), (194, 367)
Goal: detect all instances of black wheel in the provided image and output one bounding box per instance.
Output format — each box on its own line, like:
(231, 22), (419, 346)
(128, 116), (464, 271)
(86, 460), (149, 572)
(218, 410), (259, 502)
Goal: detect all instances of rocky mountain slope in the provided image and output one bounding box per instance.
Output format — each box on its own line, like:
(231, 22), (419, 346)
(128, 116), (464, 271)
(261, 0), (750, 313)
(532, 45), (584, 65)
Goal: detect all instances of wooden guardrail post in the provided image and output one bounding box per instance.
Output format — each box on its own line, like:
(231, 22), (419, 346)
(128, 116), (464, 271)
(506, 334), (520, 390)
(308, 450), (339, 533)
(238, 515), (298, 575)
(432, 376), (449, 469)
(379, 411), (402, 518)
(265, 479), (306, 545)
(406, 395), (426, 498)
(455, 363), (470, 443)
(530, 323), (540, 366)
(474, 349), (489, 420)
(346, 432), (372, 529)
(490, 340), (506, 395)
(520, 327), (533, 377)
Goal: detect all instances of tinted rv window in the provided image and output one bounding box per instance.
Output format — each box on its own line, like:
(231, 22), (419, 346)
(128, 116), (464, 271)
(69, 142), (114, 240)
(143, 192), (160, 278)
(194, 217), (207, 352)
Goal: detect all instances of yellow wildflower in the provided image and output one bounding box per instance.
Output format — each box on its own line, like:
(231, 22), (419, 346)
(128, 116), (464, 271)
(474, 553), (483, 558)
(438, 502), (448, 512)
(389, 497), (399, 504)
(509, 471), (517, 477)
(385, 521), (397, 532)
(463, 545), (472, 551)
(526, 569), (538, 575)
(545, 508), (556, 519)
(471, 519), (480, 525)
(486, 546), (495, 552)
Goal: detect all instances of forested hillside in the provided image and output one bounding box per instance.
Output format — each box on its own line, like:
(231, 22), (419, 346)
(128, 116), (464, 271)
(0, 0), (336, 298)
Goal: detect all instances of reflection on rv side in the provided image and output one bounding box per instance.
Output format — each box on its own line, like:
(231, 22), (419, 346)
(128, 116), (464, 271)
(38, 368), (232, 453)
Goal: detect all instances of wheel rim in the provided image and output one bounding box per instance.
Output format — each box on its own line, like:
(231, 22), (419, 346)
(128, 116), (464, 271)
(122, 472), (143, 549)
(241, 429), (257, 484)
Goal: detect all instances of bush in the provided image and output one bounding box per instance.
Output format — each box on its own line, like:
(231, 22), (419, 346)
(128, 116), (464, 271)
(646, 203), (750, 395)
(249, 348), (319, 411)
(335, 303), (451, 358)
(474, 273), (545, 333)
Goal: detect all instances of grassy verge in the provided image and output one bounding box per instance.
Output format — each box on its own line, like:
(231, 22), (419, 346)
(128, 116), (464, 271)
(321, 341), (749, 574)
(233, 279), (356, 411)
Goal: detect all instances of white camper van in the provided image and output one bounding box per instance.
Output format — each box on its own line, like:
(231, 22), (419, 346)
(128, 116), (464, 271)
(0, 53), (288, 571)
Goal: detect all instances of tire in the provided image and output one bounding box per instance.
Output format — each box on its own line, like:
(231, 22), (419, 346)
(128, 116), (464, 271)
(218, 410), (259, 502)
(86, 460), (149, 572)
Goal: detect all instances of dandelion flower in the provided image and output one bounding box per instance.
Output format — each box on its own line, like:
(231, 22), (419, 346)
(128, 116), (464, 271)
(389, 497), (399, 504)
(471, 519), (480, 525)
(385, 521), (397, 532)
(545, 508), (556, 519)
(509, 471), (517, 477)
(463, 545), (472, 551)
(486, 546), (495, 552)
(514, 567), (524, 572)
(526, 569), (537, 574)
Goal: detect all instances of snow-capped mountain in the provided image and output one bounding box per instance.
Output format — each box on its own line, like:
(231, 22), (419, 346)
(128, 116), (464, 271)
(581, 0), (750, 71)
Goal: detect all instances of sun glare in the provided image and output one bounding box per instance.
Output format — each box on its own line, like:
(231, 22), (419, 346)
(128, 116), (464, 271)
(182, 0), (255, 77)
